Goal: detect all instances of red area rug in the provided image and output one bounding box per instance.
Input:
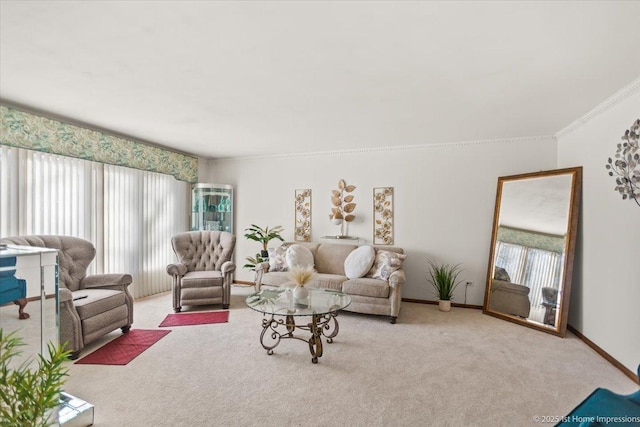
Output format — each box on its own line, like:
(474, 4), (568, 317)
(158, 310), (229, 327)
(75, 329), (171, 365)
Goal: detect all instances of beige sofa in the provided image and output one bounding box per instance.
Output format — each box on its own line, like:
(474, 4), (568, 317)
(255, 241), (405, 323)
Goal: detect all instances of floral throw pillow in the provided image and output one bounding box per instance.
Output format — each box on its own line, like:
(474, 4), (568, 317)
(268, 246), (288, 272)
(366, 250), (407, 280)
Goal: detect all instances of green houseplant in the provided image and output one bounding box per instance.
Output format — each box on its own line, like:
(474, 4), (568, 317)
(242, 224), (285, 271)
(426, 259), (463, 312)
(0, 329), (70, 427)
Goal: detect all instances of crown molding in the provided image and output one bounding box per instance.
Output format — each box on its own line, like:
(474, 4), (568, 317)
(212, 135), (556, 161)
(555, 78), (640, 140)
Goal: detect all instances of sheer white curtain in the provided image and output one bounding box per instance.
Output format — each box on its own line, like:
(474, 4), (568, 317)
(103, 165), (188, 298)
(0, 146), (97, 243)
(0, 145), (188, 297)
(495, 241), (564, 308)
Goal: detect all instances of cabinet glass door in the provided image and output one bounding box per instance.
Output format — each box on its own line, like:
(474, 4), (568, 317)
(191, 183), (233, 233)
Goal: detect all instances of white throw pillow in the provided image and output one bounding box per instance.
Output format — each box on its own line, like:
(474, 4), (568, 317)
(344, 245), (376, 279)
(285, 244), (315, 270)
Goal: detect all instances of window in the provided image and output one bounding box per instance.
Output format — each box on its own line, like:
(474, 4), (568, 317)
(0, 146), (188, 297)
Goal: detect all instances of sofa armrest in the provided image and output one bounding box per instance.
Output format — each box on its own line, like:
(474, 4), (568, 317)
(255, 262), (270, 273)
(222, 261), (236, 275)
(388, 269), (406, 288)
(167, 262), (188, 277)
(59, 287), (74, 303)
(81, 274), (133, 289)
(491, 279), (530, 295)
(254, 261), (270, 291)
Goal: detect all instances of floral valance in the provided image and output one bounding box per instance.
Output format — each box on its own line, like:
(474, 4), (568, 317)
(497, 226), (565, 254)
(0, 106), (198, 182)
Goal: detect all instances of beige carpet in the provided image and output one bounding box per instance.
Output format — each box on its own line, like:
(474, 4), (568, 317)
(63, 285), (637, 427)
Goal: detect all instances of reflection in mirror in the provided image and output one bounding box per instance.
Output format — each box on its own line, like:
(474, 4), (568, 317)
(483, 167), (582, 337)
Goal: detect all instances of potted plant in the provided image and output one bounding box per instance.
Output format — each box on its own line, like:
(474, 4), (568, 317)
(0, 329), (70, 426)
(242, 224), (285, 271)
(426, 259), (463, 312)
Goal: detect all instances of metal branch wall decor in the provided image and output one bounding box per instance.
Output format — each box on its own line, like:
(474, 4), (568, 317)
(373, 187), (394, 244)
(606, 118), (640, 207)
(330, 179), (356, 237)
(295, 189), (312, 241)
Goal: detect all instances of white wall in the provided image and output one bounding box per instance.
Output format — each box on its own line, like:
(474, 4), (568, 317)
(204, 138), (557, 305)
(557, 88), (640, 373)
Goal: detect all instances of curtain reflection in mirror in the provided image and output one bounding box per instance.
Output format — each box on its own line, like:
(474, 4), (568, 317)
(494, 241), (563, 325)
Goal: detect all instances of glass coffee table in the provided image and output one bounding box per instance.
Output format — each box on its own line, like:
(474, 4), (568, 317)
(246, 287), (351, 363)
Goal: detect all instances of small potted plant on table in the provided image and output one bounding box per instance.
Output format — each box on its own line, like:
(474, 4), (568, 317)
(427, 259), (463, 312)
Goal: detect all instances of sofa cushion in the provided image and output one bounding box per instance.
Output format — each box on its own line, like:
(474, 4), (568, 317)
(72, 289), (126, 321)
(344, 245), (376, 279)
(285, 244), (315, 270)
(268, 246), (288, 272)
(261, 271), (291, 287)
(262, 272), (347, 291)
(343, 277), (390, 298)
(315, 244), (357, 275)
(181, 270), (223, 288)
(367, 250), (407, 280)
(309, 274), (348, 292)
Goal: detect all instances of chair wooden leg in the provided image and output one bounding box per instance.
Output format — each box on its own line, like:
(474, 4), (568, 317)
(121, 325), (131, 333)
(68, 350), (81, 360)
(14, 298), (29, 320)
(223, 304), (229, 309)
(174, 306), (182, 313)
(390, 316), (397, 324)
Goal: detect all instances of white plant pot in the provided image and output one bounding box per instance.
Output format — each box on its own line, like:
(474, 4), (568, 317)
(293, 285), (309, 302)
(439, 300), (451, 312)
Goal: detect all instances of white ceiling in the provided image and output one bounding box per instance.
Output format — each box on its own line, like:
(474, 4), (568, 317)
(1, 1), (639, 159)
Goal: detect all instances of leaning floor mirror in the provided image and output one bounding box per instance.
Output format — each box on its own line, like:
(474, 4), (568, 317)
(483, 167), (582, 337)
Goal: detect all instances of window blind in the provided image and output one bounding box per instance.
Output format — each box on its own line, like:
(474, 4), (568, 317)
(0, 145), (188, 298)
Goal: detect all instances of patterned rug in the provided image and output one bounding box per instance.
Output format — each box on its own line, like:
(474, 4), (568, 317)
(75, 329), (171, 365)
(158, 310), (229, 327)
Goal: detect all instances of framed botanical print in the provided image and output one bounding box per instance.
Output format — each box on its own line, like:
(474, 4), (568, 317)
(373, 187), (394, 245)
(295, 189), (311, 241)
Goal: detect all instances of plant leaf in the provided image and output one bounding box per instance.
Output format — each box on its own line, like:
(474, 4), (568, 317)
(344, 214), (355, 222)
(345, 185), (356, 192)
(343, 195), (354, 202)
(338, 179), (346, 189)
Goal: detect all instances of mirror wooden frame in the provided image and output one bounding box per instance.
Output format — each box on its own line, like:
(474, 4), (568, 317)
(482, 167), (582, 337)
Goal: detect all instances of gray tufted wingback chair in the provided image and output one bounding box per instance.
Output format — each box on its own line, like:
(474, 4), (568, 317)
(166, 231), (236, 312)
(0, 235), (133, 359)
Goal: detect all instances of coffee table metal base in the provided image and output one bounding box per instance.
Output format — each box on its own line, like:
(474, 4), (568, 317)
(259, 312), (340, 363)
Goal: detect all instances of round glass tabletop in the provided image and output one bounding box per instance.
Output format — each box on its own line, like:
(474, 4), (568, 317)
(246, 287), (351, 317)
